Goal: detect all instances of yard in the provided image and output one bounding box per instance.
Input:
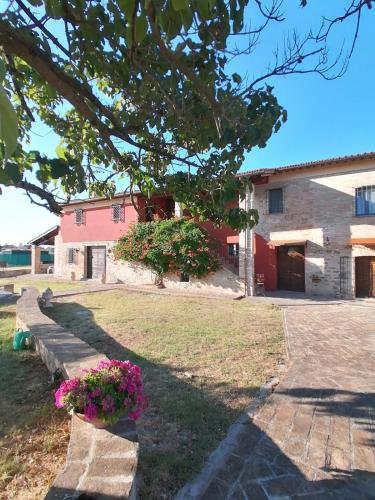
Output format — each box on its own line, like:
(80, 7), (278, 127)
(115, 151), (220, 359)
(0, 299), (69, 499)
(0, 275), (87, 294)
(48, 289), (284, 499)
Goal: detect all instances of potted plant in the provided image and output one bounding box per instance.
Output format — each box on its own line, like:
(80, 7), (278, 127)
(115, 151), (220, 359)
(55, 359), (147, 428)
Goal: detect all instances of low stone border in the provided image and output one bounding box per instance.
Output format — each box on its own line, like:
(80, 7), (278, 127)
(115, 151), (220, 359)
(176, 310), (289, 500)
(175, 376), (282, 500)
(16, 287), (138, 499)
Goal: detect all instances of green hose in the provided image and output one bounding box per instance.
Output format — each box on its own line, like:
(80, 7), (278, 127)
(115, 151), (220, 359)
(13, 329), (31, 351)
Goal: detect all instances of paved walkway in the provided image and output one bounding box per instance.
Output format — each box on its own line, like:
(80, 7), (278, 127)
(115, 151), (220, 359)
(184, 301), (375, 499)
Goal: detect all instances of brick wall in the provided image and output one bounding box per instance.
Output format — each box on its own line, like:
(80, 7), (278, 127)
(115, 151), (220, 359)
(248, 160), (375, 298)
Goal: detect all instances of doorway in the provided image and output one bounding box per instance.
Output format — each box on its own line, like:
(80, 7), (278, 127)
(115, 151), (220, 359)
(277, 245), (305, 292)
(355, 256), (375, 298)
(86, 246), (106, 279)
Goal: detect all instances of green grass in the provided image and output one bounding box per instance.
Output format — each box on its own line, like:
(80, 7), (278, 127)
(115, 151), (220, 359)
(0, 300), (69, 499)
(48, 290), (284, 499)
(0, 276), (86, 294)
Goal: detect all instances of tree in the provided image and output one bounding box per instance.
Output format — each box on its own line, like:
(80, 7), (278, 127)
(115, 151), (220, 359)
(113, 218), (220, 282)
(0, 1), (372, 228)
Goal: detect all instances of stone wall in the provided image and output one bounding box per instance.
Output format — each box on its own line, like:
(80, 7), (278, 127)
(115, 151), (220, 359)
(247, 160), (375, 298)
(16, 288), (138, 499)
(0, 267), (31, 278)
(55, 236), (244, 296)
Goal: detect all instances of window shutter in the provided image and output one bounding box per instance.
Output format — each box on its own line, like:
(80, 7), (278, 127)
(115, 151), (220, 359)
(74, 208), (84, 225)
(112, 204), (124, 222)
(66, 248), (74, 264)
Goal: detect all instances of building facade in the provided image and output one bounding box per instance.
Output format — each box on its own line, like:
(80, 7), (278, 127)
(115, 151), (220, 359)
(239, 153), (375, 299)
(54, 192), (243, 295)
(52, 152), (375, 299)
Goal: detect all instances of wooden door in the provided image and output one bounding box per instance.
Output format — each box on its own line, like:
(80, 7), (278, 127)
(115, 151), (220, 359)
(87, 246), (106, 279)
(277, 245), (305, 292)
(356, 256), (375, 297)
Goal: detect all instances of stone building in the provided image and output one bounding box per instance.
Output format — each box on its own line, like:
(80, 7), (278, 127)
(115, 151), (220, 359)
(49, 151), (375, 298)
(53, 192), (243, 295)
(239, 152), (375, 298)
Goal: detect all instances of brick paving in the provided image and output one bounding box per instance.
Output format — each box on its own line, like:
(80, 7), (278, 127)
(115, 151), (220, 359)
(196, 302), (375, 499)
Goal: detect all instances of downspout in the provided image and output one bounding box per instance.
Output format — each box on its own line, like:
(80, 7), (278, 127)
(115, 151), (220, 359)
(248, 184), (255, 296)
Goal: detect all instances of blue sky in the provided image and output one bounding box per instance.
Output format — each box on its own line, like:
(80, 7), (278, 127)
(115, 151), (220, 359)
(1, 2), (374, 244)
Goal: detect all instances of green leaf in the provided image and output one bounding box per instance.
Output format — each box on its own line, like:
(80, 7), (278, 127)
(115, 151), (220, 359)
(4, 162), (23, 183)
(55, 142), (67, 160)
(44, 0), (65, 19)
(28, 0), (43, 5)
(50, 158), (70, 179)
(172, 0), (189, 11)
(0, 168), (11, 185)
(0, 85), (18, 163)
(180, 7), (193, 30)
(232, 73), (242, 84)
(196, 0), (211, 18)
(119, 0), (135, 19)
(0, 59), (6, 81)
(135, 15), (148, 42)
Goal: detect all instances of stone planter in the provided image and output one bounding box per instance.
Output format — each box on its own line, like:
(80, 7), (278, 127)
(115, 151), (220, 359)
(75, 412), (108, 429)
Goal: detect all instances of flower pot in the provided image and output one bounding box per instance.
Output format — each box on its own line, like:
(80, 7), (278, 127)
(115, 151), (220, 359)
(75, 412), (108, 429)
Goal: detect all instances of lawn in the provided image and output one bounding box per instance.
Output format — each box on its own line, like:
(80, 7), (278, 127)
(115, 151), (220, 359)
(0, 300), (69, 499)
(48, 289), (284, 499)
(0, 276), (87, 294)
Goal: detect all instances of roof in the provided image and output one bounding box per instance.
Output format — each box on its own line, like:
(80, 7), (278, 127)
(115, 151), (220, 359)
(28, 225), (59, 246)
(238, 151), (375, 179)
(60, 192), (133, 207)
(59, 151), (375, 208)
(348, 238), (375, 246)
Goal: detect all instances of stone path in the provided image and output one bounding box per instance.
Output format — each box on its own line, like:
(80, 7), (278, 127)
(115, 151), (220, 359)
(182, 301), (375, 499)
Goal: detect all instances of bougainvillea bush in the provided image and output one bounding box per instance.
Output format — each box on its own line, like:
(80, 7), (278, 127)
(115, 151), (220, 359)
(113, 218), (220, 279)
(55, 359), (147, 425)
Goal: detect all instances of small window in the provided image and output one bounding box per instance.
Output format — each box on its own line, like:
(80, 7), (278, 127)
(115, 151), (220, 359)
(112, 204), (123, 222)
(180, 272), (189, 282)
(74, 208), (84, 225)
(228, 243), (239, 257)
(268, 188), (284, 214)
(66, 248), (77, 264)
(355, 186), (375, 216)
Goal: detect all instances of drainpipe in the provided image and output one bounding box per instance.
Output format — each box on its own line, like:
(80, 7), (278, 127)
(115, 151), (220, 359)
(247, 185), (255, 296)
(239, 185), (254, 296)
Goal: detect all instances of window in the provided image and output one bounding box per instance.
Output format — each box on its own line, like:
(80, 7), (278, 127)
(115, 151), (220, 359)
(112, 204), (124, 222)
(355, 186), (375, 216)
(66, 248), (77, 264)
(180, 272), (189, 282)
(268, 188), (284, 214)
(74, 208), (84, 225)
(228, 243), (239, 257)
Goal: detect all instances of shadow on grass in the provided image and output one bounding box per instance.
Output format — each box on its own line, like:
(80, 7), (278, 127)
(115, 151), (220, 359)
(47, 300), (261, 499)
(47, 301), (375, 500)
(0, 298), (58, 437)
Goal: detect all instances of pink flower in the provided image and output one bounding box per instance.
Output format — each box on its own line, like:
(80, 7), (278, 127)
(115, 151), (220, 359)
(102, 395), (115, 414)
(84, 403), (98, 420)
(90, 387), (102, 398)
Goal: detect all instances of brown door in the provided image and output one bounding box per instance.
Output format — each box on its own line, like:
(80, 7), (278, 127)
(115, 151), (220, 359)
(87, 246), (106, 279)
(277, 245), (305, 292)
(355, 256), (375, 297)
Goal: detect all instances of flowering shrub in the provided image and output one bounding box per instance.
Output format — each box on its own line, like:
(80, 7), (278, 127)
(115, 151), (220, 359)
(55, 359), (147, 425)
(113, 218), (220, 279)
